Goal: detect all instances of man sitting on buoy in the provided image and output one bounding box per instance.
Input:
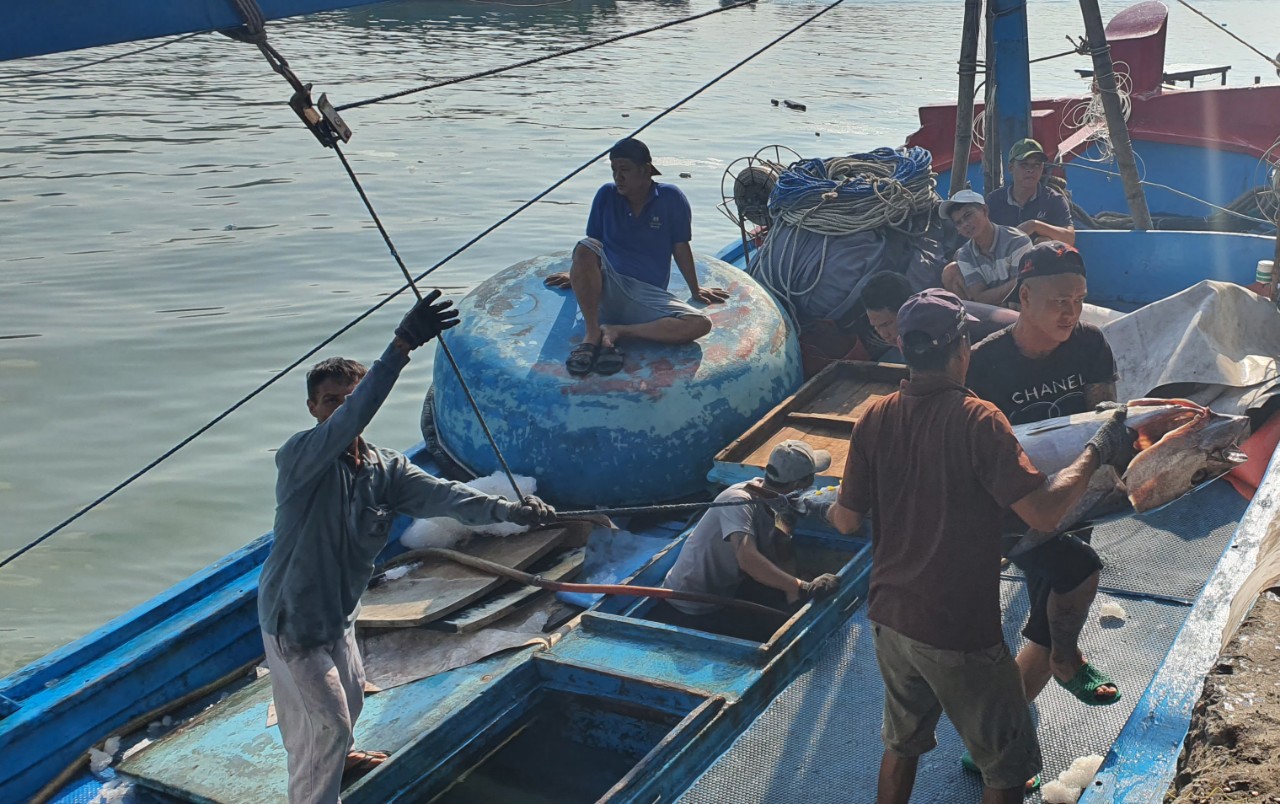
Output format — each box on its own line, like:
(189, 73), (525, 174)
(545, 137), (729, 376)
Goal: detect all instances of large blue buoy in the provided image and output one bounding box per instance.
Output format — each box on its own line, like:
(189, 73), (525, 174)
(428, 250), (802, 507)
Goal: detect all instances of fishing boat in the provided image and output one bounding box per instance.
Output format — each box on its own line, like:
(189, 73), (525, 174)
(2, 1), (1279, 802)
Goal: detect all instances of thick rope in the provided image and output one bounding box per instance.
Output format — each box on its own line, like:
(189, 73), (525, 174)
(337, 0), (759, 112)
(0, 0), (849, 570)
(767, 148), (938, 236)
(555, 497), (792, 519)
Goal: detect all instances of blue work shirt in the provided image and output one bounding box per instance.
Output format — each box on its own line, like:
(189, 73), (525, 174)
(586, 181), (693, 288)
(258, 343), (520, 648)
(985, 184), (1072, 229)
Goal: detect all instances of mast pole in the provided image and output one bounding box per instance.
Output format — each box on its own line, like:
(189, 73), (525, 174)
(989, 0), (1032, 183)
(980, 3), (1001, 193)
(1078, 0), (1154, 229)
(949, 0), (983, 196)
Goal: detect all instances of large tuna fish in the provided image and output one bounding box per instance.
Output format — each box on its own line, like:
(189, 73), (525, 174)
(1008, 398), (1250, 552)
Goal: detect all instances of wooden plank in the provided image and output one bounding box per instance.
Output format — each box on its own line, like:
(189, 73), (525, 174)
(740, 422), (854, 479)
(786, 412), (859, 426)
(715, 361), (906, 479)
(427, 548), (585, 634)
(357, 528), (568, 628)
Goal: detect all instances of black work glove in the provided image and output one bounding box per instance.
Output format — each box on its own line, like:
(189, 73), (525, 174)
(1086, 408), (1131, 468)
(798, 573), (841, 601)
(504, 495), (555, 527)
(395, 289), (460, 350)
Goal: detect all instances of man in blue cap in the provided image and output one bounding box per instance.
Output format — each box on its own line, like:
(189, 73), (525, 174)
(824, 288), (1129, 802)
(545, 137), (728, 376)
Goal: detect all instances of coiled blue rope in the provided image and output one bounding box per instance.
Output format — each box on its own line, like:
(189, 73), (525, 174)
(767, 146), (937, 236)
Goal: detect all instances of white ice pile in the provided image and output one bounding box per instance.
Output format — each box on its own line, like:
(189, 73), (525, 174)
(1099, 602), (1127, 622)
(87, 734), (124, 778)
(1040, 754), (1105, 803)
(89, 778), (141, 803)
(87, 747), (113, 776)
(399, 472), (538, 550)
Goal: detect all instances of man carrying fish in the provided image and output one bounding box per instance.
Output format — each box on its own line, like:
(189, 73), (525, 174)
(825, 288), (1130, 803)
(258, 291), (554, 804)
(967, 241), (1121, 712)
(655, 440), (841, 641)
(544, 137), (728, 376)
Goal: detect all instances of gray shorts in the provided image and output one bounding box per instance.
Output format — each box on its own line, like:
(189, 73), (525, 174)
(872, 622), (1042, 790)
(577, 238), (708, 326)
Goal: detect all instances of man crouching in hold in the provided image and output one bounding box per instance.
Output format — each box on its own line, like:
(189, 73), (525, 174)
(257, 290), (554, 804)
(824, 289), (1130, 802)
(545, 137), (728, 377)
(652, 440), (841, 642)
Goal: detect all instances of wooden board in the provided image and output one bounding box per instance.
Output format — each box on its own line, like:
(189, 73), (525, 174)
(357, 528), (568, 628)
(714, 361), (907, 484)
(427, 547), (585, 634)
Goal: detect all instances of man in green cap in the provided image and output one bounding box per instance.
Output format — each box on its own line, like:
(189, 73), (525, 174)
(985, 139), (1075, 246)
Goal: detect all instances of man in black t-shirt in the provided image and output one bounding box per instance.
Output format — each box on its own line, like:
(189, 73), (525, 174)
(968, 241), (1121, 721)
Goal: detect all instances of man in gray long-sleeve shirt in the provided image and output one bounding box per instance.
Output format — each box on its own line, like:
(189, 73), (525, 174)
(258, 290), (553, 804)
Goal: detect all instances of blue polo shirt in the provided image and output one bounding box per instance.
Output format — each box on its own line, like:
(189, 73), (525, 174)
(586, 181), (693, 288)
(985, 184), (1071, 229)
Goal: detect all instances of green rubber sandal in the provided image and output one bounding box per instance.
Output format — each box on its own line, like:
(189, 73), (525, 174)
(1056, 661), (1122, 706)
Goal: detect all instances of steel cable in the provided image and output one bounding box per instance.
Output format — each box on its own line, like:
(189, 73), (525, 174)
(336, 0), (760, 112)
(0, 0), (850, 570)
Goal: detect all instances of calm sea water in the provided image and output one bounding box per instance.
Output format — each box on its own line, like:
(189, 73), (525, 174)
(1, 0), (1275, 673)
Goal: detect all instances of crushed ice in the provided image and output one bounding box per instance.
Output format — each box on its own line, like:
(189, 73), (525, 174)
(400, 472), (538, 550)
(1099, 602), (1127, 622)
(1041, 754), (1104, 802)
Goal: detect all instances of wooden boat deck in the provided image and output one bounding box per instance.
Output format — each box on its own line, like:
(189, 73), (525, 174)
(711, 361), (907, 487)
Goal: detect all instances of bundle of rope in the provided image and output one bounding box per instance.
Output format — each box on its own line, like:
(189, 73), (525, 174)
(767, 146), (939, 236)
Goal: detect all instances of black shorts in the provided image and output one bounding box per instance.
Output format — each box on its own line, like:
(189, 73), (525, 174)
(1008, 530), (1104, 648)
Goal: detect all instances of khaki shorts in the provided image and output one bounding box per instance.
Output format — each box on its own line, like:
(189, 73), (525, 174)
(577, 238), (708, 326)
(872, 622), (1041, 790)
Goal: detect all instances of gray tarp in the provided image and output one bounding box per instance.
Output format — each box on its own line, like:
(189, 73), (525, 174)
(1101, 280), (1280, 414)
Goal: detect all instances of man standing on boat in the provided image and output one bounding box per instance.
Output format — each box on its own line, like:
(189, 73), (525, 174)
(825, 288), (1130, 803)
(544, 137), (728, 376)
(985, 138), (1076, 246)
(967, 241), (1121, 715)
(654, 440), (841, 641)
(939, 190), (1032, 306)
(258, 290), (554, 804)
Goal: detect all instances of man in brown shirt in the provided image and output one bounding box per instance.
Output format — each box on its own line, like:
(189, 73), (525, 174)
(826, 289), (1129, 804)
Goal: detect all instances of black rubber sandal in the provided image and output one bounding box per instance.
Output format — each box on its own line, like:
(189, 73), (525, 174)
(566, 342), (599, 376)
(594, 345), (625, 375)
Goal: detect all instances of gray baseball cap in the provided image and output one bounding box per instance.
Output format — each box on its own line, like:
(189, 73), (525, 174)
(766, 439), (832, 483)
